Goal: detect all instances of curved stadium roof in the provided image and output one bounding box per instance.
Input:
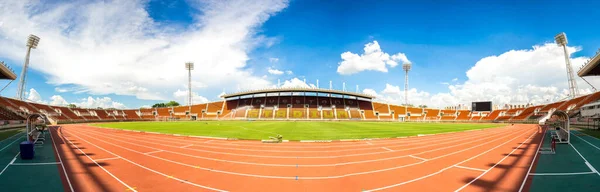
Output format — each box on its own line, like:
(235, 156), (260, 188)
(0, 61), (17, 80)
(221, 87), (376, 99)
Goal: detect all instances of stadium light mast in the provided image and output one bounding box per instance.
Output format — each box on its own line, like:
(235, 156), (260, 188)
(16, 34), (40, 100)
(402, 62), (412, 106)
(185, 62), (194, 115)
(555, 32), (579, 98)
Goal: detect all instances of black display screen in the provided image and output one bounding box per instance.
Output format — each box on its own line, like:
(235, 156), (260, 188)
(472, 101), (492, 112)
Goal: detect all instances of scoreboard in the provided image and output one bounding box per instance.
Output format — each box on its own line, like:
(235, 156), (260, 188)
(472, 101), (492, 112)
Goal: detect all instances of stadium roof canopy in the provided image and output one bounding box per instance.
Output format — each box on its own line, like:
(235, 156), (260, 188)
(0, 61), (17, 80)
(221, 87), (376, 99)
(577, 49), (600, 77)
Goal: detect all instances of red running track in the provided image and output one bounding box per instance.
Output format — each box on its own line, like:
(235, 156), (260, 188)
(49, 124), (542, 192)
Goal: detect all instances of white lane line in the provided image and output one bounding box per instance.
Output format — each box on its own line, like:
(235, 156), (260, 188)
(94, 157), (122, 161)
(569, 143), (600, 176)
(456, 131), (536, 192)
(571, 132), (600, 151)
(180, 144), (193, 148)
(60, 128), (137, 192)
(204, 140), (212, 144)
(365, 128), (534, 191)
(529, 172), (596, 176)
(381, 147), (394, 152)
(454, 165), (486, 172)
(366, 142), (373, 145)
(572, 130), (600, 141)
(11, 162), (61, 165)
(68, 125), (530, 180)
(0, 153), (19, 175)
(0, 135), (24, 152)
(409, 155), (428, 161)
(75, 126), (520, 159)
(50, 127), (75, 192)
(518, 127), (545, 192)
(70, 126), (516, 167)
(64, 129), (226, 192)
(144, 150), (164, 155)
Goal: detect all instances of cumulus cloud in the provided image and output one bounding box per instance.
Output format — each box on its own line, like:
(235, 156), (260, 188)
(49, 95), (69, 106)
(77, 96), (127, 109)
(173, 89), (209, 105)
(27, 88), (43, 103)
(365, 43), (598, 109)
(0, 0), (287, 101)
(267, 67), (284, 75)
(337, 41), (410, 75)
(278, 78), (316, 88)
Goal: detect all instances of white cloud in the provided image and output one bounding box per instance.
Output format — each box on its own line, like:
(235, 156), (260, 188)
(285, 70), (293, 75)
(269, 57), (279, 63)
(364, 84), (431, 106)
(49, 95), (69, 106)
(173, 89), (209, 105)
(139, 105), (151, 109)
(0, 0), (287, 101)
(337, 41), (410, 75)
(27, 88), (43, 103)
(451, 78), (458, 82)
(77, 96), (127, 109)
(267, 67), (284, 75)
(279, 78), (316, 88)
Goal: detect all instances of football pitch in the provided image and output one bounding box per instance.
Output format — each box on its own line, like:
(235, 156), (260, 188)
(93, 121), (506, 140)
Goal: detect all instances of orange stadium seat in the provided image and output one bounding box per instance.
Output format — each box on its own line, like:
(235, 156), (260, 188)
(481, 110), (504, 121)
(455, 110), (471, 121)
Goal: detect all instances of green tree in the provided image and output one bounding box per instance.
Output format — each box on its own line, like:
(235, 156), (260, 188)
(165, 101), (180, 107)
(418, 105), (428, 108)
(67, 104), (77, 108)
(152, 103), (166, 108)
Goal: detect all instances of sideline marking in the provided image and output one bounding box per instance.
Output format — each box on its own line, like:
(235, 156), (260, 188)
(0, 153), (19, 175)
(144, 150), (164, 155)
(180, 144), (193, 148)
(518, 126), (545, 192)
(586, 162), (598, 174)
(529, 172), (596, 176)
(94, 157), (122, 161)
(366, 142), (373, 145)
(381, 147), (394, 152)
(49, 128), (75, 192)
(569, 143), (600, 176)
(409, 155), (428, 161)
(454, 165), (486, 172)
(11, 162), (61, 165)
(0, 134), (25, 152)
(571, 132), (600, 151)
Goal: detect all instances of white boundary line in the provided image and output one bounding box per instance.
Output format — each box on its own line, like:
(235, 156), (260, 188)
(572, 130), (600, 141)
(0, 134), (24, 152)
(94, 157), (122, 161)
(59, 128), (137, 192)
(569, 143), (600, 176)
(365, 128), (534, 191)
(144, 150), (164, 155)
(66, 126), (530, 180)
(366, 141), (373, 145)
(68, 127), (519, 167)
(518, 126), (546, 192)
(381, 147), (394, 152)
(0, 153), (19, 175)
(180, 144), (193, 148)
(529, 172), (596, 176)
(49, 128), (75, 192)
(454, 165), (486, 172)
(409, 155), (428, 161)
(456, 131), (536, 191)
(63, 128), (226, 192)
(11, 162), (61, 165)
(571, 132), (600, 151)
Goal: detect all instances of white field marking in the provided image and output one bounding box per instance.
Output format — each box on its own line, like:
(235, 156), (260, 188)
(366, 142), (373, 145)
(11, 162), (61, 165)
(364, 128), (535, 191)
(569, 143), (600, 176)
(60, 129), (137, 192)
(180, 144), (193, 148)
(0, 131), (24, 146)
(83, 125), (515, 149)
(63, 128), (226, 192)
(529, 172), (596, 176)
(94, 157), (122, 161)
(69, 127), (518, 165)
(409, 155), (428, 161)
(381, 147), (394, 152)
(456, 132), (536, 192)
(144, 150), (164, 155)
(0, 135), (25, 152)
(454, 165), (486, 172)
(518, 127), (546, 192)
(76, 126), (518, 157)
(50, 127), (75, 192)
(571, 132), (600, 151)
(0, 153), (19, 175)
(204, 140), (212, 143)
(572, 130), (600, 141)
(66, 126), (530, 180)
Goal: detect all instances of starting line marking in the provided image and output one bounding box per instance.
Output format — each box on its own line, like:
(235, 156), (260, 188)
(94, 157), (122, 161)
(529, 172), (597, 176)
(454, 165), (486, 172)
(409, 155), (428, 161)
(11, 162), (61, 166)
(381, 147), (394, 152)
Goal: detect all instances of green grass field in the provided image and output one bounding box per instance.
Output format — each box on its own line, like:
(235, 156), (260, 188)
(93, 121), (506, 141)
(0, 129), (23, 141)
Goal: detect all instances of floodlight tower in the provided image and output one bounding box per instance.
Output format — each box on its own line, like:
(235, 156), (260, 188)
(555, 32), (579, 98)
(185, 62), (194, 115)
(402, 62), (412, 106)
(16, 34), (40, 100)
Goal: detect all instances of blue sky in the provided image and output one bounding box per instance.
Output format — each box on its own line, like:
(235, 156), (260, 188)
(1, 0), (599, 108)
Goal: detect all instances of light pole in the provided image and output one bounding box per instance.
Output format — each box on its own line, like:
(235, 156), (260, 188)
(16, 34), (40, 100)
(403, 62), (412, 106)
(185, 62), (194, 117)
(555, 32), (579, 98)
